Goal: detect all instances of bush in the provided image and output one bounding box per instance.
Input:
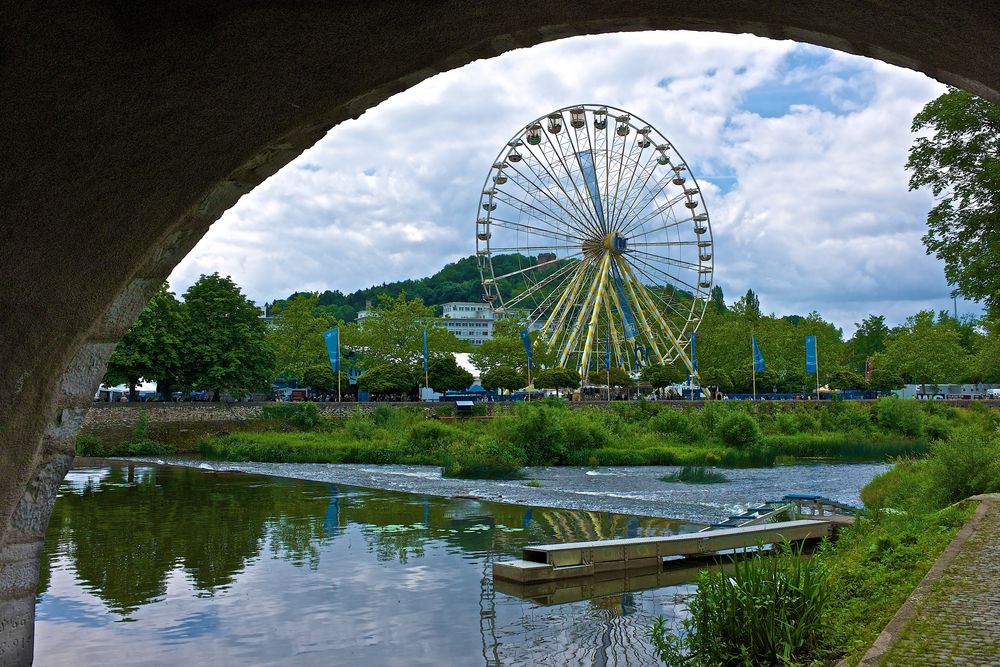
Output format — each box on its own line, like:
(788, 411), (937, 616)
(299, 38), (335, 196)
(924, 415), (951, 441)
(648, 409), (701, 442)
(441, 439), (525, 479)
(874, 397), (924, 437)
(407, 420), (458, 452)
(511, 405), (567, 465)
(344, 411), (377, 440)
(75, 434), (106, 456)
(717, 412), (761, 448)
(260, 402), (324, 430)
(561, 414), (610, 450)
(926, 426), (1000, 504)
(650, 542), (829, 665)
(659, 466), (729, 484)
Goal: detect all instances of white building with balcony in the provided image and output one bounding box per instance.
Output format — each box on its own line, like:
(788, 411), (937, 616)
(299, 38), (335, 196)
(441, 302), (495, 346)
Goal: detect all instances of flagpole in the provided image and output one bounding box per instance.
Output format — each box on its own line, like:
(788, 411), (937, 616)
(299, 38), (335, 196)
(337, 334), (341, 403)
(751, 336), (757, 401)
(815, 339), (820, 401)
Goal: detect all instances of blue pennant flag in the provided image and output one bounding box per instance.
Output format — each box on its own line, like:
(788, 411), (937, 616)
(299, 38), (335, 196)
(324, 328), (340, 374)
(690, 332), (699, 373)
(805, 335), (818, 374)
(752, 335), (765, 373)
(520, 330), (533, 370)
(422, 328), (429, 375)
(604, 332), (611, 369)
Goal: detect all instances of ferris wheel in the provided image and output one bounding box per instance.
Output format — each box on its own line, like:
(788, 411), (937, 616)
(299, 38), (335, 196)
(476, 104), (713, 379)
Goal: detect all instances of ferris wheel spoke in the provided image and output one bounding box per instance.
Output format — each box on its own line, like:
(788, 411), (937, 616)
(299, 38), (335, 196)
(616, 258), (690, 358)
(522, 268), (580, 326)
(493, 188), (590, 240)
(545, 260), (596, 342)
(624, 248), (702, 272)
(503, 161), (600, 239)
(609, 157), (658, 233)
(619, 192), (687, 237)
(516, 151), (606, 239)
(606, 130), (632, 233)
(541, 130), (606, 235)
(608, 140), (645, 230)
(623, 215), (693, 241)
(617, 173), (680, 235)
(487, 244), (582, 253)
(488, 251), (583, 283)
(629, 240), (700, 247)
(501, 260), (578, 312)
(565, 131), (609, 235)
(487, 217), (583, 244)
(613, 256), (687, 332)
(620, 252), (705, 300)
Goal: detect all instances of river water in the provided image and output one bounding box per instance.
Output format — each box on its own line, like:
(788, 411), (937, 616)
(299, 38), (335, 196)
(33, 460), (887, 666)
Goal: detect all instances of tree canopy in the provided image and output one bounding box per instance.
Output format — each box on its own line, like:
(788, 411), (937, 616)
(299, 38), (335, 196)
(182, 273), (275, 400)
(103, 284), (185, 400)
(906, 88), (1000, 313)
(270, 295), (336, 386)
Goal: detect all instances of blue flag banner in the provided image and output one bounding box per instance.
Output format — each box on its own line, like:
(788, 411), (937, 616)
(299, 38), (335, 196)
(805, 335), (818, 374)
(576, 150), (606, 231)
(690, 332), (698, 373)
(324, 328), (340, 373)
(422, 328), (429, 375)
(752, 335), (765, 373)
(605, 332), (611, 369)
(520, 330), (533, 370)
(611, 262), (639, 341)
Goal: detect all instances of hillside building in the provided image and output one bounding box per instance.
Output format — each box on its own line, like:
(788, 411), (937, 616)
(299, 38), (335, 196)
(441, 302), (495, 346)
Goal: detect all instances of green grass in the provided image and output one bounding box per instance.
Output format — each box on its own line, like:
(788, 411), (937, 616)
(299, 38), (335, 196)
(659, 466), (729, 484)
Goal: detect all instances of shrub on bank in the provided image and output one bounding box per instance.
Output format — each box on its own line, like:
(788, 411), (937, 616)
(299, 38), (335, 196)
(259, 402), (324, 430)
(717, 412), (761, 448)
(874, 397), (924, 437)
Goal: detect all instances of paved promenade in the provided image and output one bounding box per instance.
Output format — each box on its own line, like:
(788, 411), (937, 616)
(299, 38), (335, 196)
(860, 495), (1000, 666)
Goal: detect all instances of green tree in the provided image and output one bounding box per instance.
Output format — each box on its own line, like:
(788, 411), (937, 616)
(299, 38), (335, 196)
(357, 362), (417, 397)
(849, 314), (890, 366)
(182, 273), (275, 400)
(732, 288), (761, 321)
(345, 292), (466, 371)
(427, 354), (474, 392)
(480, 366), (526, 392)
(881, 310), (970, 391)
(534, 367), (581, 390)
(826, 369), (866, 390)
(708, 285), (726, 313)
(606, 367), (634, 387)
(869, 360), (904, 392)
(906, 88), (1000, 312)
(270, 295), (334, 386)
(640, 364), (686, 389)
(103, 284), (185, 401)
(974, 318), (1000, 382)
(469, 318), (551, 374)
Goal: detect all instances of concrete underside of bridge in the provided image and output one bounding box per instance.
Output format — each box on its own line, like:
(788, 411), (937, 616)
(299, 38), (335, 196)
(0, 1), (998, 664)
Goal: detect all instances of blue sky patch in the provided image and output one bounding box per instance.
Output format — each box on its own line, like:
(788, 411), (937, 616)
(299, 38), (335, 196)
(740, 46), (875, 118)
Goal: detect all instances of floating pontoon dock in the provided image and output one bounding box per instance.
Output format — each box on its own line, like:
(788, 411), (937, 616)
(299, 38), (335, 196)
(493, 519), (832, 584)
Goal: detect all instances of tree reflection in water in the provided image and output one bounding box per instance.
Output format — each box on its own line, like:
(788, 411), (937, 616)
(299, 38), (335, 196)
(38, 462), (689, 620)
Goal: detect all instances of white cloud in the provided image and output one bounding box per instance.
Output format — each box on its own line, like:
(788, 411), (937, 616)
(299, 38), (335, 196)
(169, 31), (970, 335)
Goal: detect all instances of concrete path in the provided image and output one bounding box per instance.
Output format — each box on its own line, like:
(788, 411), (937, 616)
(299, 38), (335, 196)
(858, 495), (1000, 666)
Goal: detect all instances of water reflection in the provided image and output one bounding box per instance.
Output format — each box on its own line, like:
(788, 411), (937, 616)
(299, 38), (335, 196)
(36, 462), (703, 666)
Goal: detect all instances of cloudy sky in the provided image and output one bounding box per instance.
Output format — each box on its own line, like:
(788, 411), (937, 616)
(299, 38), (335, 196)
(168, 31), (977, 335)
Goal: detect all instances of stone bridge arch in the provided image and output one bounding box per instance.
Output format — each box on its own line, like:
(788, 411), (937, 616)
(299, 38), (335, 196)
(2, 2), (999, 664)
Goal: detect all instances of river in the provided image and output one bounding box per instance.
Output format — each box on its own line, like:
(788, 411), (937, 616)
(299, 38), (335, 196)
(33, 459), (887, 666)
